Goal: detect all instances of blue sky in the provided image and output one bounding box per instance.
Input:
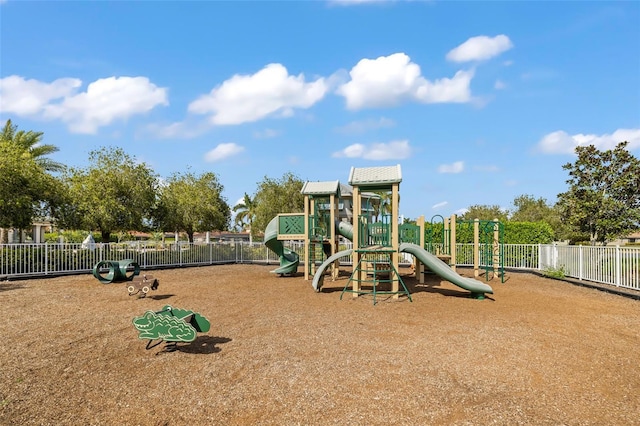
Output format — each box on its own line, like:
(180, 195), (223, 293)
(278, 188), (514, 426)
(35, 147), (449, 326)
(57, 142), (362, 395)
(1, 0), (639, 222)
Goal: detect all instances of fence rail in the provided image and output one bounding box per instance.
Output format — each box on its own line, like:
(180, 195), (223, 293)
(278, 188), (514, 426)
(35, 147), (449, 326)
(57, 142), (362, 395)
(1, 241), (638, 292)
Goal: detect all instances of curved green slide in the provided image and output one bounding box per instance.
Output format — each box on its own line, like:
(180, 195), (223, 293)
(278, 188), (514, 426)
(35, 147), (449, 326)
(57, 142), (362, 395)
(399, 243), (493, 298)
(264, 216), (300, 275)
(312, 221), (354, 292)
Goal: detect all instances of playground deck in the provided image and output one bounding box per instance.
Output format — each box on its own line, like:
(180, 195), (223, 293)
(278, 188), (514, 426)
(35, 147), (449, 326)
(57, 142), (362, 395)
(1, 264), (639, 425)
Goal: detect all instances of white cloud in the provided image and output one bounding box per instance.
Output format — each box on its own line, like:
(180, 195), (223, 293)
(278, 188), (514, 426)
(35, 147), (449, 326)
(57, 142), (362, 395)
(189, 63), (328, 125)
(253, 128), (281, 139)
(432, 201), (448, 209)
(446, 35), (514, 63)
(336, 53), (474, 110)
(45, 77), (168, 134)
(335, 117), (396, 134)
(494, 79), (506, 90)
(204, 143), (245, 162)
(437, 161), (464, 173)
(454, 208), (469, 216)
(332, 139), (412, 160)
(536, 128), (640, 154)
(0, 75), (81, 115)
(0, 75), (168, 134)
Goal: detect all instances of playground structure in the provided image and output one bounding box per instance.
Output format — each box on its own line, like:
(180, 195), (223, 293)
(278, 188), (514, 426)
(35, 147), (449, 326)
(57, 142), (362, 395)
(92, 259), (140, 283)
(427, 214), (505, 282)
(132, 305), (211, 352)
(127, 273), (160, 298)
(333, 165), (407, 302)
(264, 165), (496, 301)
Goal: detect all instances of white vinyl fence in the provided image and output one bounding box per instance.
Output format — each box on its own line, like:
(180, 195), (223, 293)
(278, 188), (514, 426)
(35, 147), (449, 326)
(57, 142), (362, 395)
(1, 241), (638, 292)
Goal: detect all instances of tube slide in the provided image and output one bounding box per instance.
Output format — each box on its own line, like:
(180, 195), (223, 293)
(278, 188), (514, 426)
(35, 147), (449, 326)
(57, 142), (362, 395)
(399, 243), (493, 298)
(264, 216), (300, 275)
(311, 220), (354, 291)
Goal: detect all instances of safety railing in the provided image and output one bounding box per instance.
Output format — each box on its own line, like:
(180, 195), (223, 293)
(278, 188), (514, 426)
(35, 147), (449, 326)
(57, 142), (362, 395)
(1, 241), (638, 292)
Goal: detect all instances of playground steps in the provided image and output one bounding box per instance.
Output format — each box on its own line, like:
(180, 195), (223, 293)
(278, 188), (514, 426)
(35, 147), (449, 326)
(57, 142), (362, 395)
(341, 248), (412, 305)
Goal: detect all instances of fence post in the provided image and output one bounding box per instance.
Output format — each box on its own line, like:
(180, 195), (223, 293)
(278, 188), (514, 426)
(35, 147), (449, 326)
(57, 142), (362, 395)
(44, 242), (48, 276)
(538, 244), (542, 271)
(615, 245), (621, 287)
(578, 245), (583, 281)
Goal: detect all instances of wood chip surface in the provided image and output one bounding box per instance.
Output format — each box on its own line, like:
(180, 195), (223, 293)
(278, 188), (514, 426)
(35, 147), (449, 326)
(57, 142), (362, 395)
(1, 264), (639, 425)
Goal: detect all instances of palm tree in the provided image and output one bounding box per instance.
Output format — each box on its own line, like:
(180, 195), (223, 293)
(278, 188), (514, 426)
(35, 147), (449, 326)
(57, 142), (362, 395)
(233, 193), (256, 243)
(1, 119), (64, 172)
(0, 120), (64, 243)
(373, 191), (400, 222)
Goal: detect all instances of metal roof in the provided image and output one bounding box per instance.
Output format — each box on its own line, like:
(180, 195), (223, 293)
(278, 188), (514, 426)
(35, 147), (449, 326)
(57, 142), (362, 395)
(348, 165), (402, 186)
(300, 180), (341, 196)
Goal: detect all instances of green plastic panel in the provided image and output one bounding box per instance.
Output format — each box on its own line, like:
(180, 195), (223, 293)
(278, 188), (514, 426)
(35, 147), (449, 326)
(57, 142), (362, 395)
(399, 223), (420, 245)
(278, 214), (305, 240)
(92, 259), (140, 284)
(132, 305), (211, 343)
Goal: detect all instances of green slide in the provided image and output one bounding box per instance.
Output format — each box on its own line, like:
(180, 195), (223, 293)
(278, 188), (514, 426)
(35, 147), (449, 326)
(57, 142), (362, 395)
(312, 221), (354, 292)
(399, 243), (493, 298)
(264, 216), (300, 275)
(312, 249), (353, 292)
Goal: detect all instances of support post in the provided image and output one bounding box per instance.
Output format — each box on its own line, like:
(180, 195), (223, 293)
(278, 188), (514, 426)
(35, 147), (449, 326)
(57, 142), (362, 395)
(450, 214), (457, 272)
(493, 218), (500, 279)
(391, 183), (399, 296)
(474, 219), (480, 278)
(304, 195), (310, 281)
(330, 193), (339, 280)
(417, 215), (425, 284)
(351, 186), (361, 296)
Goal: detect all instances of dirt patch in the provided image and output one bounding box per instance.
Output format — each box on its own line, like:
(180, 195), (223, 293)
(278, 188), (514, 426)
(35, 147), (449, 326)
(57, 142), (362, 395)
(1, 264), (639, 425)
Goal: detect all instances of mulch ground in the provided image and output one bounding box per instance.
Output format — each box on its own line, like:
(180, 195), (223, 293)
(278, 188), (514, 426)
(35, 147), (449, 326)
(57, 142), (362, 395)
(1, 264), (639, 425)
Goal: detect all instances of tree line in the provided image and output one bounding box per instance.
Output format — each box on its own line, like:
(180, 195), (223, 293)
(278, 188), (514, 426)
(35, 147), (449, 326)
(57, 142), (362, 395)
(2, 120), (639, 245)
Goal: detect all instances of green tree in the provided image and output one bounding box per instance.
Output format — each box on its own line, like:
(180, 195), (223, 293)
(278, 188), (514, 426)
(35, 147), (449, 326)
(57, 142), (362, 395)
(0, 121), (64, 243)
(1, 119), (64, 172)
(233, 193), (257, 242)
(556, 141), (640, 245)
(459, 204), (509, 222)
(510, 195), (555, 222)
(157, 170), (230, 242)
(253, 172), (305, 234)
(0, 141), (61, 242)
(59, 147), (158, 242)
(369, 191), (398, 222)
